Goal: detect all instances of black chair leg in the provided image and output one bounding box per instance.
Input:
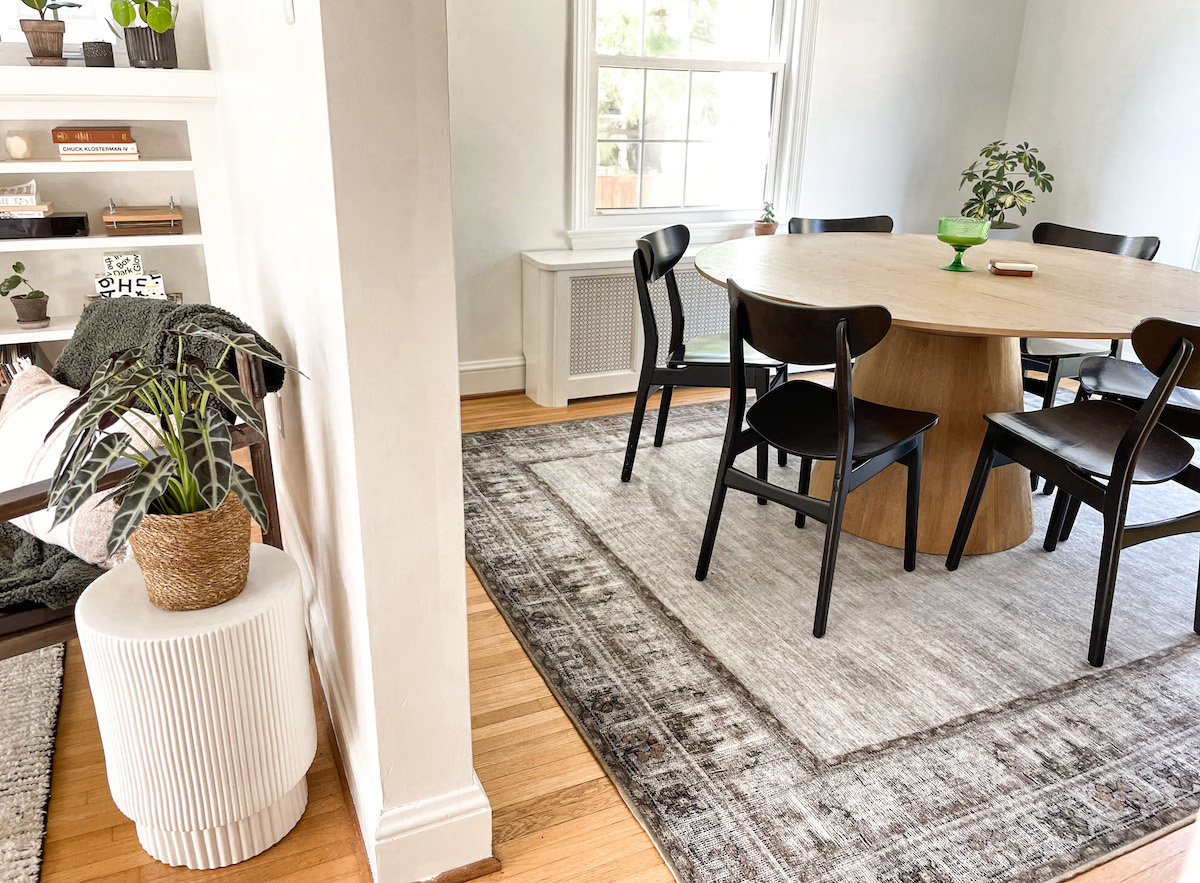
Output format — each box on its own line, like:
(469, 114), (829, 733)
(621, 371), (655, 482)
(775, 366), (789, 467)
(813, 478), (848, 638)
(755, 371), (769, 505)
(1060, 496), (1082, 542)
(1038, 359), (1066, 496)
(1044, 489), (1071, 552)
(1088, 514), (1125, 667)
(1195, 544), (1200, 635)
(946, 431), (999, 571)
(653, 385), (674, 447)
(903, 439), (922, 572)
(695, 474), (730, 582)
(795, 458), (811, 528)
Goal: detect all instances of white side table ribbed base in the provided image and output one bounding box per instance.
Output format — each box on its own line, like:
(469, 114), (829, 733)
(76, 545), (317, 870)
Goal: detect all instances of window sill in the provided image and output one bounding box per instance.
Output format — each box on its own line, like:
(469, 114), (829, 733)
(566, 220), (759, 250)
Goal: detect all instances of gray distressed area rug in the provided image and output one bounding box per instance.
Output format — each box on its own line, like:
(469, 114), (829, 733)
(463, 401), (1200, 883)
(0, 645), (63, 883)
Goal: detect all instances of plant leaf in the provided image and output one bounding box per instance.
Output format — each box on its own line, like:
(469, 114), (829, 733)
(64, 364), (157, 452)
(175, 322), (304, 374)
(188, 366), (265, 434)
(50, 433), (130, 528)
(107, 456), (177, 557)
(145, 3), (171, 31)
(228, 464), (268, 531)
(110, 0), (136, 26)
(181, 407), (233, 510)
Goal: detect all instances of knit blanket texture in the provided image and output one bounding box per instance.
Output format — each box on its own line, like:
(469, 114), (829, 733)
(0, 523), (102, 610)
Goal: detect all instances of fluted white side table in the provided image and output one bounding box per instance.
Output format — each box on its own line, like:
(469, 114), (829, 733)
(75, 544), (317, 870)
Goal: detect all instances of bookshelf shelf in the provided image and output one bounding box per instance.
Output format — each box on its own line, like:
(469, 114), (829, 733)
(0, 159), (195, 174)
(0, 314), (77, 346)
(3, 68), (216, 102)
(0, 232), (203, 254)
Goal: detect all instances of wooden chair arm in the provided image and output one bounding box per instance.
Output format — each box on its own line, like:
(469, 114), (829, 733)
(0, 461), (139, 523)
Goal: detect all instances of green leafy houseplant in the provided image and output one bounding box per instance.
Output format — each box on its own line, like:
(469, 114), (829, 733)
(48, 323), (297, 559)
(754, 201), (778, 235)
(959, 140), (1054, 226)
(19, 0), (82, 21)
(110, 0), (176, 32)
(758, 201), (775, 224)
(0, 262), (46, 299)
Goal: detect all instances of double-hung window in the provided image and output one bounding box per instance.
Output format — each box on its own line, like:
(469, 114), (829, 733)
(572, 0), (794, 245)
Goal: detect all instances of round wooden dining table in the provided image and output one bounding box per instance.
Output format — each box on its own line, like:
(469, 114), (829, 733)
(695, 233), (1200, 555)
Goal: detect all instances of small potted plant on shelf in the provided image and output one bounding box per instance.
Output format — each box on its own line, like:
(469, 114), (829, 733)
(110, 0), (178, 69)
(0, 262), (50, 328)
(17, 0), (82, 67)
(754, 201), (778, 236)
(48, 324), (298, 611)
(959, 140), (1054, 238)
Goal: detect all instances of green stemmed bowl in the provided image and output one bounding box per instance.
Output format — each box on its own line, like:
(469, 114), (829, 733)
(938, 217), (991, 272)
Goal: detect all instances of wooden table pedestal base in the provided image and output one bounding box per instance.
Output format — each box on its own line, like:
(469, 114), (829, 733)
(812, 326), (1033, 555)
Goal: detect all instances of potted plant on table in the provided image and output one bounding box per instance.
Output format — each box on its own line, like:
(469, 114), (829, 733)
(48, 324), (298, 611)
(0, 262), (50, 328)
(17, 0), (82, 67)
(754, 201), (778, 236)
(110, 0), (178, 69)
(959, 140), (1054, 239)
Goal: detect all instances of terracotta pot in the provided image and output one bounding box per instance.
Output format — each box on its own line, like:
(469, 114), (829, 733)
(130, 495), (252, 611)
(124, 26), (178, 69)
(20, 19), (65, 58)
(754, 221), (779, 236)
(11, 294), (49, 327)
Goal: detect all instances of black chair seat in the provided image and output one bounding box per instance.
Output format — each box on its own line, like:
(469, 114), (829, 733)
(1080, 357), (1200, 414)
(987, 400), (1195, 483)
(670, 332), (785, 368)
(748, 380), (936, 460)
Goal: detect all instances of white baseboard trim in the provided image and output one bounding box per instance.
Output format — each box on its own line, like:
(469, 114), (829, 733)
(459, 356), (525, 396)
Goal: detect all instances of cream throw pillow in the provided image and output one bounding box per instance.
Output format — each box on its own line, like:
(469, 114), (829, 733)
(0, 366), (151, 566)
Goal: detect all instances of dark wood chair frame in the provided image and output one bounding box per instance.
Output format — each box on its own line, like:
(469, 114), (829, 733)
(947, 319), (1200, 667)
(787, 215), (894, 234)
(695, 280), (934, 638)
(622, 225), (788, 483)
(0, 352), (283, 661)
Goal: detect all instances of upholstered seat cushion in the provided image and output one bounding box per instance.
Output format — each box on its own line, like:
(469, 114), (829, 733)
(1024, 337), (1112, 358)
(671, 332), (785, 367)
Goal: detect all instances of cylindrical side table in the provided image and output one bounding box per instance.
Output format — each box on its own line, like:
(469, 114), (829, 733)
(75, 545), (317, 869)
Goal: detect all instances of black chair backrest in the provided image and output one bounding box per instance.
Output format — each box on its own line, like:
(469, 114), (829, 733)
(636, 224), (689, 285)
(788, 215), (894, 234)
(633, 224), (691, 364)
(1032, 222), (1160, 261)
(1132, 318), (1200, 389)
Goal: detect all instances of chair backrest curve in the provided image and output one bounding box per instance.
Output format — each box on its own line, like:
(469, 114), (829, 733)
(788, 215), (894, 234)
(1032, 222), (1160, 261)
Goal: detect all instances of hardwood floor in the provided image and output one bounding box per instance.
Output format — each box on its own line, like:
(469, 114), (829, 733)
(39, 388), (1193, 882)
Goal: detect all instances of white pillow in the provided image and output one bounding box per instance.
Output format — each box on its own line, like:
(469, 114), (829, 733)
(0, 366), (150, 566)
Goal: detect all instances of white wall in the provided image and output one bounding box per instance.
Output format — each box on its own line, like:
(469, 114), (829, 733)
(1005, 0), (1200, 269)
(203, 1), (491, 880)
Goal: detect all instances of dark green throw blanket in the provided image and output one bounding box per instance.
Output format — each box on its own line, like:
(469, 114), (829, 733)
(53, 299), (286, 393)
(0, 523), (102, 610)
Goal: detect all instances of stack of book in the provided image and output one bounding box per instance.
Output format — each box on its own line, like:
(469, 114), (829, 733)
(0, 180), (52, 220)
(52, 126), (140, 162)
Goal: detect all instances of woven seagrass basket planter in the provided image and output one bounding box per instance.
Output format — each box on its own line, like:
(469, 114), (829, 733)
(129, 494), (252, 611)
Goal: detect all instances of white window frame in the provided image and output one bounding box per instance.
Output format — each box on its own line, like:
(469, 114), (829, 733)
(569, 0), (816, 249)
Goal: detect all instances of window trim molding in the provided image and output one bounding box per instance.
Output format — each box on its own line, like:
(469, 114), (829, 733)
(568, 0), (818, 249)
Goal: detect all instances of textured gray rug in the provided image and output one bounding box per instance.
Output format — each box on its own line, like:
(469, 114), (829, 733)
(0, 645), (63, 883)
(463, 401), (1200, 883)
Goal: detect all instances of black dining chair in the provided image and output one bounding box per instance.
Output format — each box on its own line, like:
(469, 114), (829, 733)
(947, 317), (1200, 667)
(621, 225), (788, 482)
(695, 280), (937, 638)
(788, 215), (894, 234)
(1025, 222), (1162, 494)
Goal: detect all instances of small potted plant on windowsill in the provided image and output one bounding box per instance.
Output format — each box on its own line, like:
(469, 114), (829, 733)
(959, 140), (1054, 240)
(110, 0), (178, 69)
(754, 202), (778, 236)
(17, 0), (82, 67)
(0, 262), (50, 328)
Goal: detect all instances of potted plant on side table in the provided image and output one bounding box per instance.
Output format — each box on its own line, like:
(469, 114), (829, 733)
(17, 0), (82, 67)
(754, 202), (778, 236)
(110, 0), (178, 69)
(0, 262), (50, 328)
(48, 324), (299, 611)
(959, 140), (1054, 239)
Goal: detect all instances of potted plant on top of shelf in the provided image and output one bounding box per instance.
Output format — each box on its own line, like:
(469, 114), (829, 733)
(0, 262), (50, 329)
(110, 0), (178, 69)
(17, 0), (83, 67)
(959, 140), (1054, 239)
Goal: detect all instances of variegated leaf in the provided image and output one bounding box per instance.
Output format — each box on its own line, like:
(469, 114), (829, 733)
(228, 464), (268, 531)
(181, 408), (233, 510)
(50, 433), (130, 528)
(187, 366), (265, 435)
(107, 456), (177, 557)
(66, 364), (158, 448)
(175, 322), (302, 374)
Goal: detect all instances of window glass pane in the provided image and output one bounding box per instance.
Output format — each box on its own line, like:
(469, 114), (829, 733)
(689, 0), (774, 60)
(685, 139), (768, 207)
(641, 142), (686, 208)
(645, 0), (688, 57)
(597, 142), (641, 209)
(643, 70), (689, 141)
(596, 0), (642, 56)
(598, 67), (643, 140)
(689, 70), (773, 142)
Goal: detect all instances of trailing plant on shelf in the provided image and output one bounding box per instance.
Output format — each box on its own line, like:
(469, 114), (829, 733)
(1, 261), (50, 326)
(754, 201), (778, 236)
(110, 0), (179, 68)
(0, 262), (46, 300)
(959, 140), (1054, 226)
(48, 324), (299, 609)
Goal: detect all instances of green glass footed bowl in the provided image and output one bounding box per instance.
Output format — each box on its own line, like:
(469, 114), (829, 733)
(937, 216), (991, 272)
